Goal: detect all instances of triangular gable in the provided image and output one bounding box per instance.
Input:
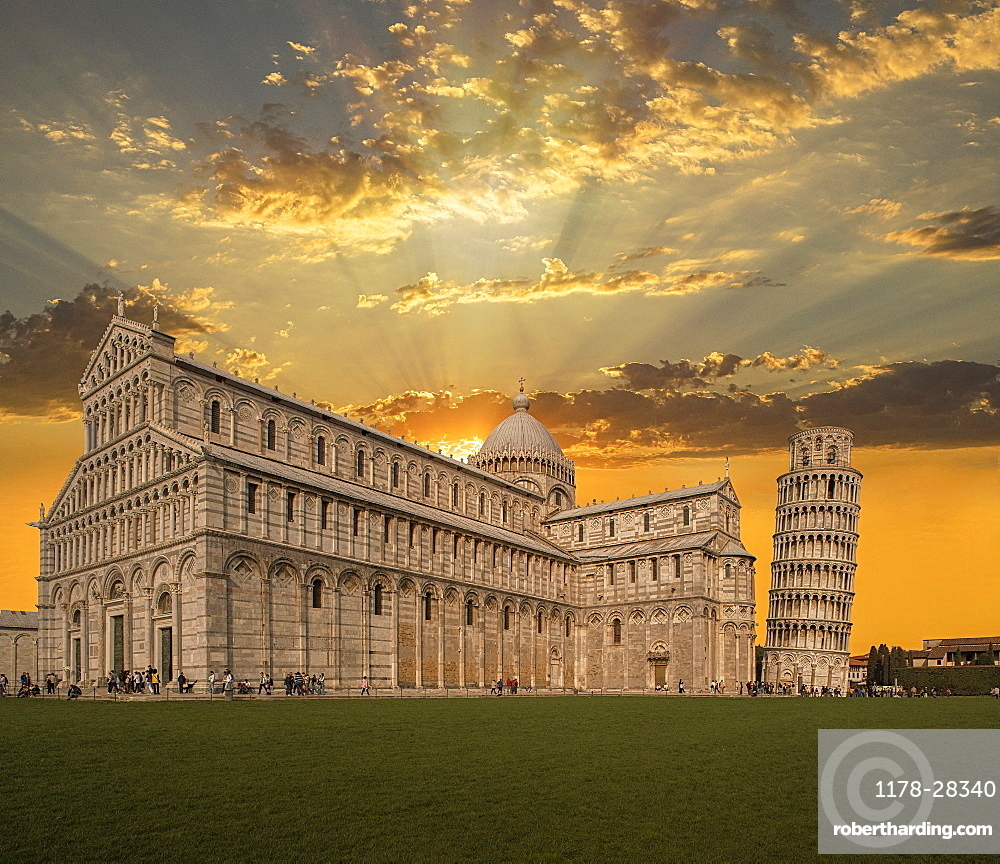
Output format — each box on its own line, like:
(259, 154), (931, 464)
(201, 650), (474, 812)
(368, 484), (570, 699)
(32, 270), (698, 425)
(79, 316), (154, 395)
(44, 425), (202, 524)
(718, 479), (740, 507)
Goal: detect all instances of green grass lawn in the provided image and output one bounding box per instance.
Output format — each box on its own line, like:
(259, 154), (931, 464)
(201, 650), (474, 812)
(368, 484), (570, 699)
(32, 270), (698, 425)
(2, 696), (996, 862)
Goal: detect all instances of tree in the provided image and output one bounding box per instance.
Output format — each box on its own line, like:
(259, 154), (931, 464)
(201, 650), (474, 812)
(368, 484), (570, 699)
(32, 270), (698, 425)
(976, 644), (996, 666)
(878, 644), (892, 685)
(865, 645), (880, 687)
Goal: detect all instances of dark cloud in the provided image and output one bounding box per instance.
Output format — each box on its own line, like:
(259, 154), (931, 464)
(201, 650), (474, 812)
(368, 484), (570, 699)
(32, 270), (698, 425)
(0, 284), (220, 421)
(346, 358), (1000, 467)
(887, 206), (1000, 260)
(601, 347), (833, 389)
(800, 361), (1000, 446)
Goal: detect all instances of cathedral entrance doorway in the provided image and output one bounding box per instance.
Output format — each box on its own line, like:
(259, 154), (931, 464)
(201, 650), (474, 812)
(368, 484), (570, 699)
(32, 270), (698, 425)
(648, 644), (670, 688)
(159, 627), (173, 682)
(549, 648), (562, 689)
(652, 662), (668, 687)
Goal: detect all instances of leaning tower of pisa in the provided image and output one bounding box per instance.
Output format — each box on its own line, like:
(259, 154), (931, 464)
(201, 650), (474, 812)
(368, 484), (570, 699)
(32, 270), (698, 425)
(764, 427), (861, 691)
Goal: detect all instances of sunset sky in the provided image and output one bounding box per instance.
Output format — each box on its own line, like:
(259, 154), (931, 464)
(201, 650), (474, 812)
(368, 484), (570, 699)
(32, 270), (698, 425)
(1, 0), (999, 652)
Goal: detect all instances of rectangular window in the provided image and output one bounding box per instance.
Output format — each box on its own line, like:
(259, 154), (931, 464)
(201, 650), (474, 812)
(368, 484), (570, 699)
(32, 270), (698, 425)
(286, 491), (296, 522)
(247, 482), (258, 514)
(608, 565), (615, 585)
(577, 523), (584, 542)
(320, 500), (330, 530)
(650, 558), (658, 581)
(629, 561), (636, 582)
(608, 518), (615, 537)
(383, 515), (392, 543)
(352, 508), (362, 536)
(409, 523), (416, 548)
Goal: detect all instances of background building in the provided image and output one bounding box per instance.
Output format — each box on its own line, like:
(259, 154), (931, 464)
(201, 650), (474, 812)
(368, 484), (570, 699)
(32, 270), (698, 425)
(763, 427), (861, 690)
(910, 637), (1000, 667)
(34, 310), (756, 692)
(0, 610), (39, 685)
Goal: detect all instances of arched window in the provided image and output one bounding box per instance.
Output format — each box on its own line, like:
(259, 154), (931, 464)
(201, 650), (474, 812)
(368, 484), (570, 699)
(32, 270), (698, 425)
(503, 605), (511, 630)
(501, 501), (508, 523)
(266, 419), (276, 450)
(827, 478), (836, 498)
(452, 483), (459, 507)
(537, 610), (544, 633)
(210, 400), (221, 434)
(673, 554), (682, 579)
(356, 449), (366, 479)
(453, 534), (460, 559)
(72, 609), (81, 625)
(391, 462), (400, 487)
(612, 619), (622, 645)
(311, 578), (323, 608)
(682, 506), (691, 526)
(478, 492), (485, 515)
(827, 446), (838, 465)
(554, 489), (562, 506)
(466, 599), (474, 626)
(423, 473), (431, 497)
(157, 592), (172, 613)
(577, 523), (584, 542)
(725, 563), (733, 579)
(424, 591), (433, 621)
(565, 616), (571, 637)
(374, 584), (384, 616)
(316, 436), (326, 465)
(643, 512), (651, 532)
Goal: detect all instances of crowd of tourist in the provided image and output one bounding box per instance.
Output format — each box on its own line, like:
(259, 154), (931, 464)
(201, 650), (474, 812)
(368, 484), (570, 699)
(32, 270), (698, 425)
(0, 670), (990, 699)
(105, 667), (163, 694)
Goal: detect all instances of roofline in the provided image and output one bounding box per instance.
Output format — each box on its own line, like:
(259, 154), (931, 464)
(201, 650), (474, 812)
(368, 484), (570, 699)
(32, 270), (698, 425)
(546, 481), (731, 522)
(168, 355), (542, 500)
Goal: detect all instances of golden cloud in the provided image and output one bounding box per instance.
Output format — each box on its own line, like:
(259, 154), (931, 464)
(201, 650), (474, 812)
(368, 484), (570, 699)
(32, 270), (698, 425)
(161, 1), (1000, 256)
(381, 255), (781, 315)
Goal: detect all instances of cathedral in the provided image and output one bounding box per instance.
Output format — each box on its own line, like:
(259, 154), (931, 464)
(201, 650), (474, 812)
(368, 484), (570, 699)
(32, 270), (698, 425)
(34, 309), (757, 692)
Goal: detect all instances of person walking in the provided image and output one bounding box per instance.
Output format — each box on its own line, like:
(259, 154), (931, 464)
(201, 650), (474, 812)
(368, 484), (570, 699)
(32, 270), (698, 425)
(177, 671), (187, 694)
(259, 672), (269, 695)
(678, 678), (685, 694)
(208, 670), (216, 694)
(0, 673), (8, 696)
(496, 678), (504, 696)
(360, 675), (370, 696)
(317, 672), (325, 695)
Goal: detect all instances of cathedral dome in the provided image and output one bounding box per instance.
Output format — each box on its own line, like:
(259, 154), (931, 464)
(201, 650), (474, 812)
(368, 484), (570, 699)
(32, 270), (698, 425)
(478, 392), (563, 458)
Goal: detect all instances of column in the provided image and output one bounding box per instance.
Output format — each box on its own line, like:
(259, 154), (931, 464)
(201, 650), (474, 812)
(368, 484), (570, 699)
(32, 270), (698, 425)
(172, 584), (182, 680)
